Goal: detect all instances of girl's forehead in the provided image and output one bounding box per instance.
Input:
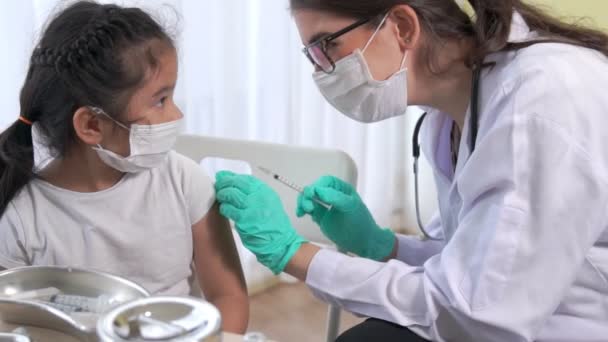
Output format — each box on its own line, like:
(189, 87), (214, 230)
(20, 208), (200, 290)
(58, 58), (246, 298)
(124, 47), (178, 118)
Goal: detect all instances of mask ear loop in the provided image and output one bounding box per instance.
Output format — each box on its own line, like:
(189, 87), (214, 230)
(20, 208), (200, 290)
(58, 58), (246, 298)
(90, 106), (130, 131)
(89, 106), (139, 150)
(362, 12), (409, 72)
(362, 12), (391, 53)
(399, 50), (409, 70)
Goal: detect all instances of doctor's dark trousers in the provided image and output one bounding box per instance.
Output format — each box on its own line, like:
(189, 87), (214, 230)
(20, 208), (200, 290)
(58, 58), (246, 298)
(337, 319), (431, 342)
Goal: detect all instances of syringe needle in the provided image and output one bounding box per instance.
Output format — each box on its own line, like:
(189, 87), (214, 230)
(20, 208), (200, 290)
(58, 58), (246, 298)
(256, 166), (332, 210)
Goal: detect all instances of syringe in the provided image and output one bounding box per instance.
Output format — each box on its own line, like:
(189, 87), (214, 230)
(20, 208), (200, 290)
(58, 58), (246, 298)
(257, 166), (332, 210)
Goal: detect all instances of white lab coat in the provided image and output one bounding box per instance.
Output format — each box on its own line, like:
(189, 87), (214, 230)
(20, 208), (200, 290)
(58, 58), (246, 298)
(305, 12), (608, 342)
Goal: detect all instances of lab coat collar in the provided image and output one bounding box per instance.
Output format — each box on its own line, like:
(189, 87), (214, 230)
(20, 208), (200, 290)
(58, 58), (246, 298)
(418, 11), (533, 175)
(508, 11), (534, 43)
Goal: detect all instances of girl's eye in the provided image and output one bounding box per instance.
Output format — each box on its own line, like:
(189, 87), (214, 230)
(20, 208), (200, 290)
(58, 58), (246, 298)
(154, 97), (167, 108)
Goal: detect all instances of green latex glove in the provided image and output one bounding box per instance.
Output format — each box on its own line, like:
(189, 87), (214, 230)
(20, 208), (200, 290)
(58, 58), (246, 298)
(296, 175), (395, 261)
(215, 171), (307, 275)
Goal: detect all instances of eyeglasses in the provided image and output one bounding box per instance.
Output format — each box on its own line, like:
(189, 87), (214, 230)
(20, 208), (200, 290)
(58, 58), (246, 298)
(302, 16), (373, 74)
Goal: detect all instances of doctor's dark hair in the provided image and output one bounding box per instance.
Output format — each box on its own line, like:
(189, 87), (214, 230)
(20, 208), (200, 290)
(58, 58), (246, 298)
(0, 0), (173, 215)
(290, 0), (608, 72)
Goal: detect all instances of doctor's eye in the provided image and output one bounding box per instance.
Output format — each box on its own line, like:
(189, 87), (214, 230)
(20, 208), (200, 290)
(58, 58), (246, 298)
(326, 41), (339, 50)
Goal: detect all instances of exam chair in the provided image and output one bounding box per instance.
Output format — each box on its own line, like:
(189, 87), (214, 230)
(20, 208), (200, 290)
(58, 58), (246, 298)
(174, 134), (358, 342)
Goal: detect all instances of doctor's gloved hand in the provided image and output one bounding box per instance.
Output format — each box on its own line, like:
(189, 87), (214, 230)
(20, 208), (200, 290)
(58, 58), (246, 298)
(297, 175), (395, 261)
(215, 171), (307, 275)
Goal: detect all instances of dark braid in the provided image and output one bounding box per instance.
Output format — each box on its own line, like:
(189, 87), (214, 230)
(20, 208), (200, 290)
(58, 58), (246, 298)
(31, 48), (59, 68)
(0, 0), (174, 215)
(32, 5), (147, 72)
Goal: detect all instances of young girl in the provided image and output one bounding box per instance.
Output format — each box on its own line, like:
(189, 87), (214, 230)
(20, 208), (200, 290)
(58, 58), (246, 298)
(0, 1), (248, 333)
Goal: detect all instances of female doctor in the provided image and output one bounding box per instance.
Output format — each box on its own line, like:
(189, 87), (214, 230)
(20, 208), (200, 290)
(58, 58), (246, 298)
(215, 0), (608, 341)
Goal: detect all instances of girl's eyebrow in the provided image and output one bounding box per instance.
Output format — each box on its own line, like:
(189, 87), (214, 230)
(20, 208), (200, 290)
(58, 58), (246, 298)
(152, 84), (175, 98)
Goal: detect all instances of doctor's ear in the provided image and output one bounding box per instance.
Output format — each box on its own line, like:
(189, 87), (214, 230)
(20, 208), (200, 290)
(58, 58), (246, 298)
(389, 5), (421, 49)
(73, 107), (105, 146)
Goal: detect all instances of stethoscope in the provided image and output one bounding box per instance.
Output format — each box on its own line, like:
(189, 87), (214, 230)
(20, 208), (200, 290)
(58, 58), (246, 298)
(412, 66), (482, 241)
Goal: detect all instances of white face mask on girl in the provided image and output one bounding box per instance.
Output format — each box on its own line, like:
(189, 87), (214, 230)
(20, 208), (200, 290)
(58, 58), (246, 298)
(91, 107), (183, 173)
(313, 13), (409, 123)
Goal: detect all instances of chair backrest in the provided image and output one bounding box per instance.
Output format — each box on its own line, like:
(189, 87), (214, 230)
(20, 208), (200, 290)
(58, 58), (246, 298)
(174, 135), (358, 244)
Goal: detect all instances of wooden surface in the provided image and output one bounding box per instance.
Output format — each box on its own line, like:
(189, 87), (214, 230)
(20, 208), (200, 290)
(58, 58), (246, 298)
(248, 282), (363, 342)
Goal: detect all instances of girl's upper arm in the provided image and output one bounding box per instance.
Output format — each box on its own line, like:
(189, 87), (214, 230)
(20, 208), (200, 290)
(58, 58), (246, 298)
(191, 203), (246, 300)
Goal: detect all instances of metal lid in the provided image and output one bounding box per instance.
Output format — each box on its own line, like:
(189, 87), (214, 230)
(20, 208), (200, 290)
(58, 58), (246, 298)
(97, 297), (221, 341)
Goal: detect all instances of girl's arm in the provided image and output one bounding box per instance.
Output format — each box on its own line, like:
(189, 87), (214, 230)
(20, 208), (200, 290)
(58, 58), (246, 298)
(192, 203), (249, 334)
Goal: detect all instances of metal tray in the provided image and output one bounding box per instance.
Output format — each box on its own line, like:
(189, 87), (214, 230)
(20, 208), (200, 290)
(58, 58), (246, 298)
(0, 266), (150, 341)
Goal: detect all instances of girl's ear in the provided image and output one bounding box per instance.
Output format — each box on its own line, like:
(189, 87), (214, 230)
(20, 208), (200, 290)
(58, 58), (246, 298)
(73, 107), (104, 146)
